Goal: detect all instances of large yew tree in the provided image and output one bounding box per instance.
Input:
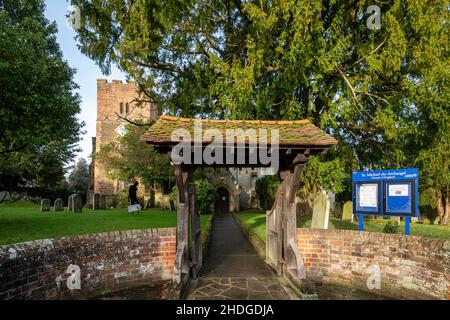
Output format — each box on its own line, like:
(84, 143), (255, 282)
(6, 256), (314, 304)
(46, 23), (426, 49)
(72, 0), (449, 223)
(0, 0), (83, 189)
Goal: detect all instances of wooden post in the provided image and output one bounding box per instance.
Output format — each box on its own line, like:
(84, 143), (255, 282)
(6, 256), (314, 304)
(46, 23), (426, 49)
(173, 165), (190, 295)
(278, 162), (308, 288)
(189, 171), (202, 278)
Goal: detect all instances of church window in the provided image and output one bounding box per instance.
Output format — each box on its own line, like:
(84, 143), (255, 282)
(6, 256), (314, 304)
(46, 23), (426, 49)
(120, 102), (124, 114)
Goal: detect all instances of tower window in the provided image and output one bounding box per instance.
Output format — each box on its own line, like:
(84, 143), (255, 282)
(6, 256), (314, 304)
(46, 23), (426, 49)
(120, 103), (124, 114)
(126, 103), (129, 114)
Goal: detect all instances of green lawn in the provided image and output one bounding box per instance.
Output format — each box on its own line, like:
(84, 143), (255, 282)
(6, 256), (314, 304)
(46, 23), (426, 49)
(0, 201), (212, 246)
(234, 210), (450, 243)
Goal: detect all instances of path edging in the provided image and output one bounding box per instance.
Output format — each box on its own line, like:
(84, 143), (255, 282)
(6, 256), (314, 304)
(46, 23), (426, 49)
(232, 213), (266, 259)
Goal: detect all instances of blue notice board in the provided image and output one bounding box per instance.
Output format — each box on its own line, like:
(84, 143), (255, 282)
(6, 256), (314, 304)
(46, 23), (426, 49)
(352, 168), (419, 217)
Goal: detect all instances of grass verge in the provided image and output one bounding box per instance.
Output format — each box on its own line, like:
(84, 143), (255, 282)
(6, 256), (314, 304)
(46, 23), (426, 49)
(234, 210), (450, 243)
(0, 201), (211, 246)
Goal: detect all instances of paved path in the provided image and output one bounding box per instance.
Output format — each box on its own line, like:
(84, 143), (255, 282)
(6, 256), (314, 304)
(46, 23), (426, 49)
(188, 213), (290, 300)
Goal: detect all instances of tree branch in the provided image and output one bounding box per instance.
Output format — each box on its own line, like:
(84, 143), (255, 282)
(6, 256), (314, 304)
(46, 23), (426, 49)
(114, 112), (155, 127)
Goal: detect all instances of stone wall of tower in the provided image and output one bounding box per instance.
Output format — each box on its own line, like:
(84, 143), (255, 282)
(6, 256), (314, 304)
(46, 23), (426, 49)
(93, 79), (158, 201)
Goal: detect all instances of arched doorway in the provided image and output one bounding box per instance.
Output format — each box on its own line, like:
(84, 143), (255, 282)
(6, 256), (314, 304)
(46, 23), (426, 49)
(215, 187), (230, 214)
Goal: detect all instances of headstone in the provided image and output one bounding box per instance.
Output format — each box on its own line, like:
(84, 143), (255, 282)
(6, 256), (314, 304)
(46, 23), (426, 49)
(128, 204), (141, 213)
(68, 194), (75, 211)
(334, 202), (343, 218)
(40, 199), (51, 212)
(0, 191), (11, 203)
(54, 198), (64, 211)
(326, 190), (335, 213)
(342, 201), (354, 222)
(72, 194), (83, 213)
(311, 190), (330, 229)
(143, 195), (152, 209)
(93, 193), (100, 210)
(99, 195), (106, 210)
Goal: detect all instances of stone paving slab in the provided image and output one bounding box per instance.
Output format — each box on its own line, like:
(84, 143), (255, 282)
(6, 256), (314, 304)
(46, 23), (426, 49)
(187, 213), (291, 300)
(188, 277), (290, 300)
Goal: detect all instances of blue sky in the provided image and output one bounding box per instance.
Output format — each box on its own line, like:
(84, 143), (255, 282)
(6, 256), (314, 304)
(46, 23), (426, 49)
(44, 1), (127, 165)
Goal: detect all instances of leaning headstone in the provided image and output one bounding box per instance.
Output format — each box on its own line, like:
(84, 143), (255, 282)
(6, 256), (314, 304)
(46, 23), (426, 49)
(68, 194), (75, 211)
(311, 190), (330, 229)
(40, 199), (51, 212)
(54, 198), (64, 211)
(342, 201), (354, 222)
(72, 194), (83, 213)
(0, 191), (11, 203)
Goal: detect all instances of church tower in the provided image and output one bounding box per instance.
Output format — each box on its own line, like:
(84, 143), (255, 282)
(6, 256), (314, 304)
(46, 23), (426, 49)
(89, 79), (158, 206)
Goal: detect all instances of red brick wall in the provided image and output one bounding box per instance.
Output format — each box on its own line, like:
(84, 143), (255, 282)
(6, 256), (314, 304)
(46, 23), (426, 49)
(297, 229), (450, 300)
(0, 228), (176, 300)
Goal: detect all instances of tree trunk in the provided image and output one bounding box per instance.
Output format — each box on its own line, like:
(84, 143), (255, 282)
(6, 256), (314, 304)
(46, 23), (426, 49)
(436, 189), (446, 224)
(443, 192), (450, 225)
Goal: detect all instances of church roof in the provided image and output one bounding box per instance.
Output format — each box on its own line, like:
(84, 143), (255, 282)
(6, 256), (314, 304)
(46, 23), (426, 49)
(141, 115), (337, 147)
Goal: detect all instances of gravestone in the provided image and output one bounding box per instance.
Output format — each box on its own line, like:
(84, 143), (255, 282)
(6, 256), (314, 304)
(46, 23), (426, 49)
(99, 195), (106, 210)
(143, 195), (152, 210)
(68, 195), (75, 211)
(311, 190), (330, 229)
(72, 194), (83, 213)
(40, 199), (51, 212)
(334, 202), (343, 218)
(342, 201), (354, 222)
(54, 198), (64, 211)
(0, 191), (11, 203)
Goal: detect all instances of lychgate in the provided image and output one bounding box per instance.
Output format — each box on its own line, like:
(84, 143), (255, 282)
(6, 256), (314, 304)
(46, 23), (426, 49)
(141, 115), (337, 297)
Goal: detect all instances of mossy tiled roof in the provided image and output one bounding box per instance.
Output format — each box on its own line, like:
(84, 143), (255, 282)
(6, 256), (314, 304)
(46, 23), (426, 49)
(141, 115), (337, 147)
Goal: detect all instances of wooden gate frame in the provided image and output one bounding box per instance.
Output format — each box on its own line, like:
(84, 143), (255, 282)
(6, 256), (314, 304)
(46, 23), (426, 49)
(141, 116), (337, 297)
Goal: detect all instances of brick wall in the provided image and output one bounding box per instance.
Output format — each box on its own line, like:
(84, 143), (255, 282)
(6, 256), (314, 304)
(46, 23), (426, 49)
(0, 228), (176, 300)
(297, 229), (450, 300)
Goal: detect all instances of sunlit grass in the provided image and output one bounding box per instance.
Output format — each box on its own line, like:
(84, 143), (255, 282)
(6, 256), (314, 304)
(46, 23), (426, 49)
(0, 201), (211, 246)
(235, 210), (450, 243)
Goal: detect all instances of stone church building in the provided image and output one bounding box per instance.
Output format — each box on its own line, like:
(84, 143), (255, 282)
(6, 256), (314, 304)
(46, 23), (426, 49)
(88, 79), (264, 211)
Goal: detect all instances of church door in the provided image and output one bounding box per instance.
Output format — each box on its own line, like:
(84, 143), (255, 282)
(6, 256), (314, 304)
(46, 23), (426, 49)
(215, 187), (230, 214)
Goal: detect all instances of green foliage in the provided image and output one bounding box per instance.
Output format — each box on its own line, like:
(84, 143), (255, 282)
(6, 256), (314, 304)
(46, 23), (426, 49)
(420, 206), (438, 225)
(170, 185), (178, 204)
(383, 221), (400, 234)
(115, 189), (129, 208)
(194, 179), (217, 215)
(300, 156), (345, 195)
(67, 159), (89, 194)
(71, 0), (449, 214)
(0, 0), (83, 189)
(255, 175), (280, 211)
(95, 123), (174, 191)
